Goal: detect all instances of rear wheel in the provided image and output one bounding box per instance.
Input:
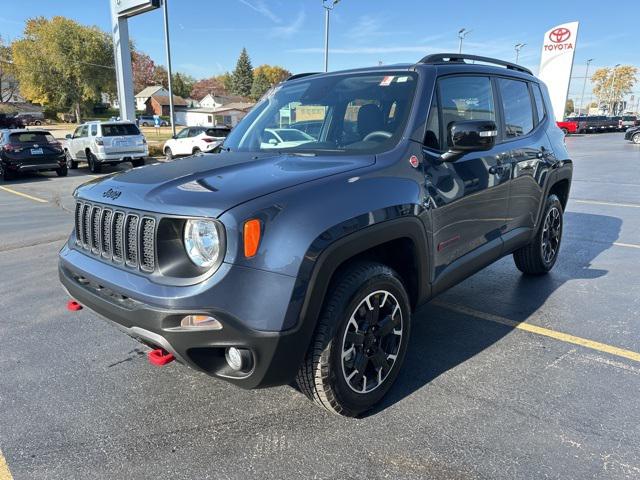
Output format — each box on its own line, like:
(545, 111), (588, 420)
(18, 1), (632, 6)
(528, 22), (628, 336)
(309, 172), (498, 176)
(87, 151), (101, 173)
(633, 133), (640, 144)
(192, 147), (201, 154)
(561, 128), (569, 135)
(131, 158), (145, 167)
(513, 194), (563, 275)
(296, 262), (411, 417)
(56, 165), (68, 177)
(1, 163), (14, 181)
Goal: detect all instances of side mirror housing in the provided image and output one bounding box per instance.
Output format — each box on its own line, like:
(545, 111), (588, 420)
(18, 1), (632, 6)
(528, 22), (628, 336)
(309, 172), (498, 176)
(65, 134), (73, 140)
(268, 138), (279, 145)
(441, 120), (498, 161)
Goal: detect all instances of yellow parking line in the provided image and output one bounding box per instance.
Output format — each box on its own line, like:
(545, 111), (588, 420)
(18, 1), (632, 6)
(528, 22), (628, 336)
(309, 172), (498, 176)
(574, 199), (640, 209)
(433, 301), (640, 363)
(0, 186), (48, 203)
(0, 449), (13, 480)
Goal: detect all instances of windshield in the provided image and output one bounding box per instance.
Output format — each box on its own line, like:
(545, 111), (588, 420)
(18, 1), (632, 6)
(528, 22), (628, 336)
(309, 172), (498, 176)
(223, 72), (417, 155)
(102, 124), (141, 136)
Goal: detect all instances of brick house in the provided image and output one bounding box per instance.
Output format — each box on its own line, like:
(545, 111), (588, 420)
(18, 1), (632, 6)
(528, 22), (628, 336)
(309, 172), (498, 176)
(145, 94), (188, 116)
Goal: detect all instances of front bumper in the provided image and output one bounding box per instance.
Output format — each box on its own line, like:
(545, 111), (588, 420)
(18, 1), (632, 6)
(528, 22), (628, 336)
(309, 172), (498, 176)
(58, 245), (308, 389)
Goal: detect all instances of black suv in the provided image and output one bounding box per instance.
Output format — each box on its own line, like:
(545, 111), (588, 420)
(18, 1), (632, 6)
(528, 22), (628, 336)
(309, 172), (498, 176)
(59, 54), (572, 416)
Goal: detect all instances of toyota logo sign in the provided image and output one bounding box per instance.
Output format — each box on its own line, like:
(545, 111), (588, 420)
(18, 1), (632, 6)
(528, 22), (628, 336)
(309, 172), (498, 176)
(549, 28), (571, 43)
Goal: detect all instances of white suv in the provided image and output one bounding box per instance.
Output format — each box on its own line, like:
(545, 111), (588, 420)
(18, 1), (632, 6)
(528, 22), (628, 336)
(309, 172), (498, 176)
(162, 126), (230, 160)
(64, 121), (148, 173)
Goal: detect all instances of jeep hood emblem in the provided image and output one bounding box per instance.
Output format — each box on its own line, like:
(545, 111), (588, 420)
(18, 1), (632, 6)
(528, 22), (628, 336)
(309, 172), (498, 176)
(103, 188), (122, 200)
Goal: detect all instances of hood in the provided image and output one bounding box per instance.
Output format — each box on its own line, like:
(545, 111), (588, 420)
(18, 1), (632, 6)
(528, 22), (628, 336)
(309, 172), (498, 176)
(75, 152), (374, 217)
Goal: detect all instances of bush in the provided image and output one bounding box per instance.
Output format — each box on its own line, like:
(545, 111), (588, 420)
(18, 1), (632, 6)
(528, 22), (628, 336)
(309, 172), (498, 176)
(148, 144), (164, 158)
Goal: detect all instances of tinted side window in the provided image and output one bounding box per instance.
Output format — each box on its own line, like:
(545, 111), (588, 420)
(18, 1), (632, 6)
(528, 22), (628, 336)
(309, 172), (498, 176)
(90, 124), (98, 136)
(532, 84), (546, 123)
(439, 76), (495, 148)
(498, 78), (534, 138)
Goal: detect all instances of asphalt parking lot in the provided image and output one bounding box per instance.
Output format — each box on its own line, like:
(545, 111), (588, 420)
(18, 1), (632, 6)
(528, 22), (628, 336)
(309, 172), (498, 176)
(1, 133), (639, 480)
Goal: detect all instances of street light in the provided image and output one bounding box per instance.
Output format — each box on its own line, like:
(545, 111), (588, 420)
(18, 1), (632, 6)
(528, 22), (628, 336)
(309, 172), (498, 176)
(323, 0), (340, 72)
(608, 63), (621, 115)
(514, 43), (526, 64)
(458, 28), (471, 54)
(162, 0), (176, 136)
(579, 58), (594, 116)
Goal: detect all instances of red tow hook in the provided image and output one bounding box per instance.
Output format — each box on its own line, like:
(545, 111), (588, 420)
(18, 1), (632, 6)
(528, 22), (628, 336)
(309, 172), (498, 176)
(148, 348), (175, 366)
(67, 300), (83, 311)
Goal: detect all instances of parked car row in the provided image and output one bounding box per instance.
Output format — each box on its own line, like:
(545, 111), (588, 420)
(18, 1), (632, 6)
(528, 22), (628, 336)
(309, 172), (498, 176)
(163, 126), (230, 159)
(563, 115), (638, 134)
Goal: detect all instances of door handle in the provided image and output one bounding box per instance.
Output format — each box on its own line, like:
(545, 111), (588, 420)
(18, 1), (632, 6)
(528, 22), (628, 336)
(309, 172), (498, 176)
(489, 165), (504, 175)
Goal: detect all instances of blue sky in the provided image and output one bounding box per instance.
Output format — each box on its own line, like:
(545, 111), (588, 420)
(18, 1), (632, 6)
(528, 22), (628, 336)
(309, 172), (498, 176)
(1, 0), (638, 103)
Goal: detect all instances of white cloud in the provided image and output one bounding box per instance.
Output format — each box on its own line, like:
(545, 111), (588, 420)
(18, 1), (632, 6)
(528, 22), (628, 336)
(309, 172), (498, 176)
(237, 0), (281, 24)
(271, 11), (305, 39)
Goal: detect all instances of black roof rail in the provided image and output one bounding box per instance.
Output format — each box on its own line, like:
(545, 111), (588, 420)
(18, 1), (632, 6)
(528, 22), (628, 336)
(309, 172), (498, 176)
(418, 53), (533, 75)
(286, 72), (322, 81)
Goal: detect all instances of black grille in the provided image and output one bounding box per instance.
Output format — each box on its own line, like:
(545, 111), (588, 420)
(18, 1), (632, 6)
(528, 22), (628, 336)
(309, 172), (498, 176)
(125, 215), (139, 266)
(113, 212), (125, 261)
(74, 201), (156, 273)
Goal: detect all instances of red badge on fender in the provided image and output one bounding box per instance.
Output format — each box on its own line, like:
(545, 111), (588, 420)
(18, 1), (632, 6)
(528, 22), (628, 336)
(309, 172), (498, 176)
(409, 155), (420, 168)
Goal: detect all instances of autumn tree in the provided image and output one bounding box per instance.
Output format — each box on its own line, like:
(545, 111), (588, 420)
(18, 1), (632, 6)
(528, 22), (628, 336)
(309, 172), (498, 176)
(591, 66), (638, 113)
(250, 69), (271, 100)
(253, 65), (291, 86)
(191, 76), (226, 100)
(565, 99), (574, 117)
(131, 50), (156, 94)
(0, 36), (20, 103)
(231, 48), (253, 97)
(12, 16), (114, 122)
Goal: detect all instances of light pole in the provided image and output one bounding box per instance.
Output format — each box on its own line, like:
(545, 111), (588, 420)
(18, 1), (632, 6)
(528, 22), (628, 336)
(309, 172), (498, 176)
(323, 0), (340, 72)
(608, 63), (621, 115)
(514, 43), (526, 64)
(162, 0), (176, 136)
(458, 28), (471, 54)
(578, 58), (594, 116)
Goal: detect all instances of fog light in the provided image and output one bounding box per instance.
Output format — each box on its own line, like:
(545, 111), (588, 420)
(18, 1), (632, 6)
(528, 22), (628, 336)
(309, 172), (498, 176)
(179, 315), (222, 330)
(225, 347), (252, 372)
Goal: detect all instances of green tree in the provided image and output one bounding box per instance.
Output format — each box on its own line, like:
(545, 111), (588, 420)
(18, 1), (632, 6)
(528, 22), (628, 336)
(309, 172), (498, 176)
(219, 72), (233, 93)
(12, 17), (114, 122)
(250, 69), (271, 100)
(565, 99), (574, 117)
(171, 72), (195, 99)
(231, 48), (253, 97)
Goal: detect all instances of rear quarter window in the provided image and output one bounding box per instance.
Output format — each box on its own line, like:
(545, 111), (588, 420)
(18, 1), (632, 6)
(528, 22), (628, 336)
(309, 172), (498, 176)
(498, 78), (534, 138)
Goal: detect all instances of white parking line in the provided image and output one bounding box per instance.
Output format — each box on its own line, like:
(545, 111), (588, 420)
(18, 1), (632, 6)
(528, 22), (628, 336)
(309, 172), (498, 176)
(573, 199), (640, 209)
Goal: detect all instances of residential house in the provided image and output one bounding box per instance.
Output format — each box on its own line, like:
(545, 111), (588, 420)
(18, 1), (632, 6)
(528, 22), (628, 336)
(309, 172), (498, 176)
(135, 86), (169, 111)
(145, 94), (188, 116)
(174, 101), (254, 128)
(198, 94), (250, 110)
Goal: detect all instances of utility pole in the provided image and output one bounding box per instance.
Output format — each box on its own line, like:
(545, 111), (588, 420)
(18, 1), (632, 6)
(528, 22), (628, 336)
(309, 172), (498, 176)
(323, 0), (340, 72)
(458, 28), (471, 54)
(608, 63), (621, 115)
(514, 43), (526, 64)
(162, 0), (176, 136)
(579, 58), (594, 116)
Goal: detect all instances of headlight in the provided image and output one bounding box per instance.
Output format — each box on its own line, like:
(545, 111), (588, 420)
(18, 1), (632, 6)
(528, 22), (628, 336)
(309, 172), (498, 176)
(183, 219), (223, 268)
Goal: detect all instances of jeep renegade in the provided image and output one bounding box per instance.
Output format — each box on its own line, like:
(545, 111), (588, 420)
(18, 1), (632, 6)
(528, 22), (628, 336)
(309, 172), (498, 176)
(59, 54), (573, 416)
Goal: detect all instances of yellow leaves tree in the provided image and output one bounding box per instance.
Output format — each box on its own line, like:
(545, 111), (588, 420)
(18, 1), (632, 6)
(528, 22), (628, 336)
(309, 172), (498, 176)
(12, 16), (115, 122)
(591, 65), (638, 113)
(253, 65), (292, 87)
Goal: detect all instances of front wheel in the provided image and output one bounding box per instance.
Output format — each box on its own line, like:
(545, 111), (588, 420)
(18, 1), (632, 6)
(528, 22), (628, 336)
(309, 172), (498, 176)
(66, 151), (78, 169)
(296, 262), (411, 417)
(513, 194), (563, 275)
(633, 133), (640, 145)
(164, 147), (173, 161)
(56, 165), (68, 177)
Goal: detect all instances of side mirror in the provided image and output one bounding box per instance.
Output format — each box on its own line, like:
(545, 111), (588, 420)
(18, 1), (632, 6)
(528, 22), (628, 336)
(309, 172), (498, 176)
(441, 120), (498, 162)
(65, 134), (73, 139)
(268, 138), (279, 145)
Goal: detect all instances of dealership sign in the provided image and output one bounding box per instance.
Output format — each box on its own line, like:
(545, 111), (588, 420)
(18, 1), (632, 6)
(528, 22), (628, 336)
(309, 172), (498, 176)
(113, 0), (161, 18)
(538, 21), (579, 122)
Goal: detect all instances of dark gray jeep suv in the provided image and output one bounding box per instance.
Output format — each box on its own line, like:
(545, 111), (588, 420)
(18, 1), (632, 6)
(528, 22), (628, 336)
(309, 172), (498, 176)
(59, 54), (572, 416)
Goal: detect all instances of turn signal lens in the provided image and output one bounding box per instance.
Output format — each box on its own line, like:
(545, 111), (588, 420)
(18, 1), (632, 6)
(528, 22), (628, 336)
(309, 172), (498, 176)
(243, 219), (262, 258)
(179, 315), (223, 330)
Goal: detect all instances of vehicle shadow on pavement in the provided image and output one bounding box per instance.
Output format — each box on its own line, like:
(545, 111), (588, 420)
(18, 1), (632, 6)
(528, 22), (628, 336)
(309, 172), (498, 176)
(368, 211), (621, 416)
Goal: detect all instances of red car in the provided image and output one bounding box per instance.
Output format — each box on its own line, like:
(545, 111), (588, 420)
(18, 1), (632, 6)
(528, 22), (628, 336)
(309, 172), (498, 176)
(557, 120), (578, 135)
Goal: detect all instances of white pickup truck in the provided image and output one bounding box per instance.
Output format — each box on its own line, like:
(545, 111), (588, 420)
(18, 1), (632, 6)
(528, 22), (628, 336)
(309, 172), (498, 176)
(64, 121), (148, 173)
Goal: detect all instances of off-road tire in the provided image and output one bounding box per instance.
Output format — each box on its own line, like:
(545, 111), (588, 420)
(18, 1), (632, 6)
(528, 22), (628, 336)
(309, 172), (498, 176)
(513, 194), (563, 275)
(87, 151), (101, 173)
(66, 151), (78, 169)
(296, 261), (411, 417)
